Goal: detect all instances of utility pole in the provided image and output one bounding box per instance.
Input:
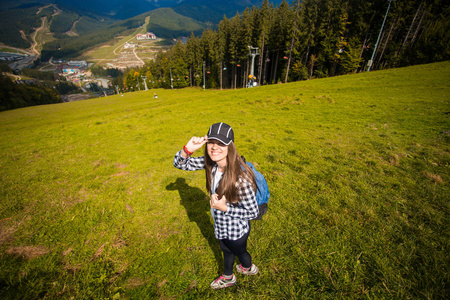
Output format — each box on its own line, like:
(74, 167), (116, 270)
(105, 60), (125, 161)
(142, 76), (148, 90)
(367, 0), (394, 72)
(248, 46), (259, 87)
(248, 46), (259, 77)
(203, 61), (206, 90)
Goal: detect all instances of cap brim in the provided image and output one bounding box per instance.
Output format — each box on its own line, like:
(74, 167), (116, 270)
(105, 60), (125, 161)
(207, 136), (233, 145)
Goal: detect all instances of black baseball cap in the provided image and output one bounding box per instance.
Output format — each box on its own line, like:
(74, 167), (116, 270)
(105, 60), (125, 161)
(207, 122), (234, 145)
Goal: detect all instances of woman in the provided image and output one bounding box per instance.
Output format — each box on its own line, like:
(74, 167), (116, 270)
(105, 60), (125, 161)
(173, 122), (259, 289)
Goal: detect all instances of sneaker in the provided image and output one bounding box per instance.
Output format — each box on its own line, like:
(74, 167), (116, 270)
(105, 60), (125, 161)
(210, 274), (236, 290)
(236, 264), (259, 275)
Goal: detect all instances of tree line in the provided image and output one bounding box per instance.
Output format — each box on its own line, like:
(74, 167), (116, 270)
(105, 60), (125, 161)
(0, 64), (79, 111)
(0, 74), (62, 111)
(123, 0), (449, 90)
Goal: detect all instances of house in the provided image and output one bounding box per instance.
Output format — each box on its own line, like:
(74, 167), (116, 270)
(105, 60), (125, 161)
(57, 64), (86, 75)
(179, 37), (188, 44)
(67, 60), (88, 67)
(123, 42), (136, 49)
(136, 32), (156, 40)
(0, 52), (27, 61)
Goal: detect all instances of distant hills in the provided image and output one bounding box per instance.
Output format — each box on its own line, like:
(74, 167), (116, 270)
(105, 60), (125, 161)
(0, 1), (116, 49)
(50, 0), (280, 21)
(0, 0), (284, 22)
(0, 0), (284, 60)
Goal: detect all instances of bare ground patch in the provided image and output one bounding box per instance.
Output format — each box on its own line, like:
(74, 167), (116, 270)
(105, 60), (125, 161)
(6, 245), (49, 259)
(0, 222), (17, 244)
(125, 277), (148, 289)
(61, 94), (95, 102)
(0, 217), (30, 245)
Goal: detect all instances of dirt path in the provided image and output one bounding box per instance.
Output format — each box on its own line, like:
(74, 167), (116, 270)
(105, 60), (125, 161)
(66, 18), (80, 36)
(51, 5), (62, 16)
(113, 16), (150, 55)
(3, 15), (45, 71)
(0, 43), (33, 56)
(7, 4), (58, 70)
(133, 47), (145, 65)
(31, 4), (62, 56)
(100, 16), (151, 69)
(36, 4), (61, 16)
(30, 17), (46, 56)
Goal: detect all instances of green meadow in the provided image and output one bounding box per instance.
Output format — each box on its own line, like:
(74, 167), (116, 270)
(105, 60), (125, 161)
(0, 62), (449, 299)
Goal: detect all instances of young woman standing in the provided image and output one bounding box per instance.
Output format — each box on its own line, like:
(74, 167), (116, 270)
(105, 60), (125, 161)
(173, 122), (259, 289)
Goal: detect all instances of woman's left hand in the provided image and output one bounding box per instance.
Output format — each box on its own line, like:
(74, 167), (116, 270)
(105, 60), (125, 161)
(210, 194), (228, 212)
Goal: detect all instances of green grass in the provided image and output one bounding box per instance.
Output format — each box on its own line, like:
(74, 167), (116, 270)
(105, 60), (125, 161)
(0, 62), (449, 299)
(0, 48), (28, 54)
(80, 17), (150, 66)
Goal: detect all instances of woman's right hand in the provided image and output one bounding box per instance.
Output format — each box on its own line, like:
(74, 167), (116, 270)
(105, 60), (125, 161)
(184, 135), (208, 154)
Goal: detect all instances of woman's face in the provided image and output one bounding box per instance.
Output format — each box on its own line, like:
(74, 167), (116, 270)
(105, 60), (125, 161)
(207, 140), (228, 166)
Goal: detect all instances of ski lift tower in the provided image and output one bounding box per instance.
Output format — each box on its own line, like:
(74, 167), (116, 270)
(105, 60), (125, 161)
(367, 0), (395, 71)
(142, 76), (148, 90)
(248, 46), (259, 87)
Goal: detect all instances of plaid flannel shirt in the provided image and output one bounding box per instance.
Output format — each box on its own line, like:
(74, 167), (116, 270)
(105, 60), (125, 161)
(173, 150), (259, 240)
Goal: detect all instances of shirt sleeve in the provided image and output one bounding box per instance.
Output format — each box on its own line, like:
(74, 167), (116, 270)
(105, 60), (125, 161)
(224, 177), (259, 220)
(173, 150), (206, 171)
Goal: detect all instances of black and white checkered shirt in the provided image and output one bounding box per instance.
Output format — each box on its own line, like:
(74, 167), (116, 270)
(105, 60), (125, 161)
(173, 150), (259, 240)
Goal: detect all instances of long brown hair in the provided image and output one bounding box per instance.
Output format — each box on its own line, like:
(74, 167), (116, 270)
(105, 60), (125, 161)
(205, 142), (256, 204)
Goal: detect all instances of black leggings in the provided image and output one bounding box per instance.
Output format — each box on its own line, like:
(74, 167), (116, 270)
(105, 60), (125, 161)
(219, 226), (252, 276)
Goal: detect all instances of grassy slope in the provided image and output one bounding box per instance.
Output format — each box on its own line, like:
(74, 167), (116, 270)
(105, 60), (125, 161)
(79, 21), (149, 63)
(0, 62), (449, 299)
(144, 7), (206, 37)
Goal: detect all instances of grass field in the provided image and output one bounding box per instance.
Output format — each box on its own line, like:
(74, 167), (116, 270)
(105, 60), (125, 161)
(0, 61), (449, 299)
(80, 16), (161, 67)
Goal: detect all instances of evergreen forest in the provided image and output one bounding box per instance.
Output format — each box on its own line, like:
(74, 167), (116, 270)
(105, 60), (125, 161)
(122, 0), (449, 90)
(0, 74), (62, 111)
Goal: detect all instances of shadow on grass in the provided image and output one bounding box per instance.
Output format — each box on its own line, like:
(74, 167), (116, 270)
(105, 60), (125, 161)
(166, 178), (222, 274)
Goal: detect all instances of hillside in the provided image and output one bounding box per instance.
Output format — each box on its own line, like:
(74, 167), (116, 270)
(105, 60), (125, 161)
(0, 0), (280, 51)
(39, 7), (210, 62)
(144, 8), (207, 38)
(45, 0), (284, 21)
(0, 3), (115, 49)
(0, 1), (212, 62)
(0, 62), (449, 299)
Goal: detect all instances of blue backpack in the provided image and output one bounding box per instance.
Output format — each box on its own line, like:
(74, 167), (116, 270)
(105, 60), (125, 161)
(242, 156), (270, 220)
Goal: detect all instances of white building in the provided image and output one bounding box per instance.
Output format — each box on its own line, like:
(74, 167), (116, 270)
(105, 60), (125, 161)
(136, 32), (156, 40)
(67, 60), (88, 67)
(123, 42), (136, 49)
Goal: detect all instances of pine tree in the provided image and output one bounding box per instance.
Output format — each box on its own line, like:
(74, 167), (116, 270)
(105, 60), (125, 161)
(298, 0), (320, 78)
(268, 0), (293, 83)
(185, 33), (203, 87)
(217, 15), (233, 89)
(254, 0), (273, 85)
(285, 0), (302, 82)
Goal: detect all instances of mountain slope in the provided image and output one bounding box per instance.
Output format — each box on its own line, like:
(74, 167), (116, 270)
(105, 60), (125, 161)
(174, 0), (282, 23)
(0, 2), (115, 49)
(0, 0), (285, 21)
(39, 7), (208, 61)
(0, 0), (285, 59)
(51, 0), (181, 19)
(144, 8), (206, 38)
(0, 5), (42, 48)
(50, 0), (285, 20)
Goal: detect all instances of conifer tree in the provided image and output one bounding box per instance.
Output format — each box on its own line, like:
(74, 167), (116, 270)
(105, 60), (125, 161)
(217, 15), (233, 89)
(254, 0), (273, 85)
(268, 0), (293, 83)
(185, 33), (203, 87)
(298, 0), (320, 78)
